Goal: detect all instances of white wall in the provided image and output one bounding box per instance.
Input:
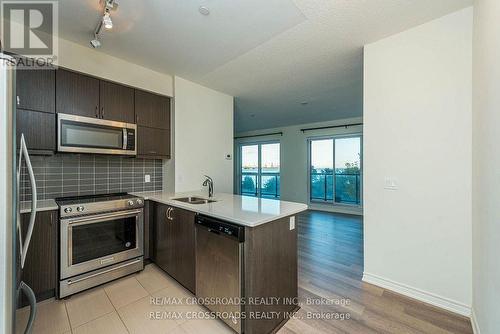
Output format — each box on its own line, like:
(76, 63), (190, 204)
(234, 117), (363, 214)
(472, 0), (500, 332)
(363, 7), (473, 316)
(174, 77), (234, 194)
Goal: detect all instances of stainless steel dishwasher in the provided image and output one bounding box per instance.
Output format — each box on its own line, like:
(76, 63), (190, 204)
(195, 215), (245, 333)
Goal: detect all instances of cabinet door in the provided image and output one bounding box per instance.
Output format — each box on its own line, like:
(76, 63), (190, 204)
(154, 204), (174, 274)
(99, 80), (135, 123)
(19, 210), (57, 307)
(135, 90), (171, 129)
(170, 207), (196, 293)
(16, 69), (55, 113)
(17, 109), (56, 154)
(137, 127), (171, 159)
(56, 69), (99, 118)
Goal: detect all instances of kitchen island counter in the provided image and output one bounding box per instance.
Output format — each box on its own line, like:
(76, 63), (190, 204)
(131, 191), (307, 227)
(135, 190), (305, 334)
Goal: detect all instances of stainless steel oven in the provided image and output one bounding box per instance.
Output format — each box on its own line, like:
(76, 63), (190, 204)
(57, 113), (136, 155)
(57, 194), (144, 297)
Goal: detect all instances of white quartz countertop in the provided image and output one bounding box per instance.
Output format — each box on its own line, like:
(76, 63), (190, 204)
(131, 191), (308, 227)
(20, 199), (58, 214)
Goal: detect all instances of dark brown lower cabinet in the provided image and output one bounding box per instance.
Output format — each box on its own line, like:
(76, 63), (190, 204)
(243, 216), (298, 334)
(137, 126), (171, 159)
(16, 109), (56, 155)
(18, 210), (58, 308)
(154, 204), (196, 293)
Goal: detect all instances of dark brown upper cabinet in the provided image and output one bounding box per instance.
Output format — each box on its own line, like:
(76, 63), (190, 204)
(17, 109), (55, 154)
(135, 90), (171, 129)
(16, 68), (55, 113)
(16, 67), (56, 155)
(56, 69), (100, 118)
(135, 89), (171, 159)
(99, 80), (135, 123)
(137, 127), (171, 159)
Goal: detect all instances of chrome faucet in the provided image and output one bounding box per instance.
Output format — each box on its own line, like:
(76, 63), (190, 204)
(203, 175), (214, 198)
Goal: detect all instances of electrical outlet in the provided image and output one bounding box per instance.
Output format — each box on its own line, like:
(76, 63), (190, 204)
(145, 174), (151, 183)
(289, 216), (295, 230)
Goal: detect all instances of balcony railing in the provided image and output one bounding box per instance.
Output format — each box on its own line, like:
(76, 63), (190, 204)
(310, 172), (360, 205)
(241, 172), (280, 198)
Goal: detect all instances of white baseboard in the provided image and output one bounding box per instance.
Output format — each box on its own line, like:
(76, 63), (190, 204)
(362, 272), (471, 317)
(308, 204), (363, 216)
(471, 309), (481, 334)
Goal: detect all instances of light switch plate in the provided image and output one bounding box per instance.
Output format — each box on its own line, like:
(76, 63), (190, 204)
(384, 177), (398, 190)
(289, 216), (295, 230)
(145, 174), (151, 183)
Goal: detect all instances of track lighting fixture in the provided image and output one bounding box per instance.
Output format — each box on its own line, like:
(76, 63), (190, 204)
(90, 0), (118, 48)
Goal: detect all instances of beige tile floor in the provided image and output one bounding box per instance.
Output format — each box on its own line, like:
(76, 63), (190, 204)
(16, 264), (235, 334)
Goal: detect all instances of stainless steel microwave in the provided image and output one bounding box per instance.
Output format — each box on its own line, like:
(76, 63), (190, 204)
(57, 113), (136, 155)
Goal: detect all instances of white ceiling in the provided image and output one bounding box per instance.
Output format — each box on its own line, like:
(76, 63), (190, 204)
(58, 0), (473, 132)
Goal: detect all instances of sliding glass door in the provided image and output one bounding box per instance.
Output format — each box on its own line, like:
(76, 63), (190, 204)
(240, 142), (280, 198)
(309, 136), (362, 205)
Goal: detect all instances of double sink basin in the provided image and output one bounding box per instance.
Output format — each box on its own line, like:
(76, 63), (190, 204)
(173, 196), (216, 205)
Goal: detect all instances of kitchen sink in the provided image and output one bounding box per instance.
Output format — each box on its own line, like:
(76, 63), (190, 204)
(173, 197), (217, 204)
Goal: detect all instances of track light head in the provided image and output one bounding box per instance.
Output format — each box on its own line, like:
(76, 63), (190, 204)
(90, 37), (101, 48)
(103, 12), (113, 29)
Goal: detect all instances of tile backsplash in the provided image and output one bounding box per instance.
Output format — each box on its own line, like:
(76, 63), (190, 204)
(20, 154), (163, 201)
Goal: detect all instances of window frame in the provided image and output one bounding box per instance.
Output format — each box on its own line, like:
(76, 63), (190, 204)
(307, 133), (363, 208)
(236, 140), (281, 199)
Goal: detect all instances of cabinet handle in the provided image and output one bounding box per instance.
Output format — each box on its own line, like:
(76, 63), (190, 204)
(17, 95), (20, 106)
(166, 207), (174, 222)
(101, 106), (104, 119)
(168, 208), (174, 221)
(95, 106), (99, 118)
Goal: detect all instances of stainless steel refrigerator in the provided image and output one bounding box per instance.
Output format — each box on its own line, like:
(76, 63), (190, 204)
(0, 53), (38, 334)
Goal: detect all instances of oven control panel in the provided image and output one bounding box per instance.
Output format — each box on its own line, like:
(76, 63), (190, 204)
(58, 196), (145, 218)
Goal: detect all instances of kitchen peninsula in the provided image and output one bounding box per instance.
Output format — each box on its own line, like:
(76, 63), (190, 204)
(133, 191), (308, 334)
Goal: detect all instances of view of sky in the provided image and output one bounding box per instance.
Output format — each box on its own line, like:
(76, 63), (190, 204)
(241, 143), (280, 169)
(335, 137), (361, 168)
(241, 145), (258, 168)
(241, 138), (360, 170)
(311, 137), (361, 169)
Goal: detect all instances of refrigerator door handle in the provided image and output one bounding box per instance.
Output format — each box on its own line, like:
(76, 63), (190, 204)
(16, 134), (37, 269)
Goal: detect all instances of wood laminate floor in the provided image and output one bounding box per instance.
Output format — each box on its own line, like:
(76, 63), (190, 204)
(278, 210), (473, 334)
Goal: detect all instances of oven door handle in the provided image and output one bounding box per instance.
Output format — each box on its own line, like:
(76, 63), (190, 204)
(63, 209), (142, 226)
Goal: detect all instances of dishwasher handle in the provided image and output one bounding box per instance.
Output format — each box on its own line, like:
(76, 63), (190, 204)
(196, 215), (245, 242)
